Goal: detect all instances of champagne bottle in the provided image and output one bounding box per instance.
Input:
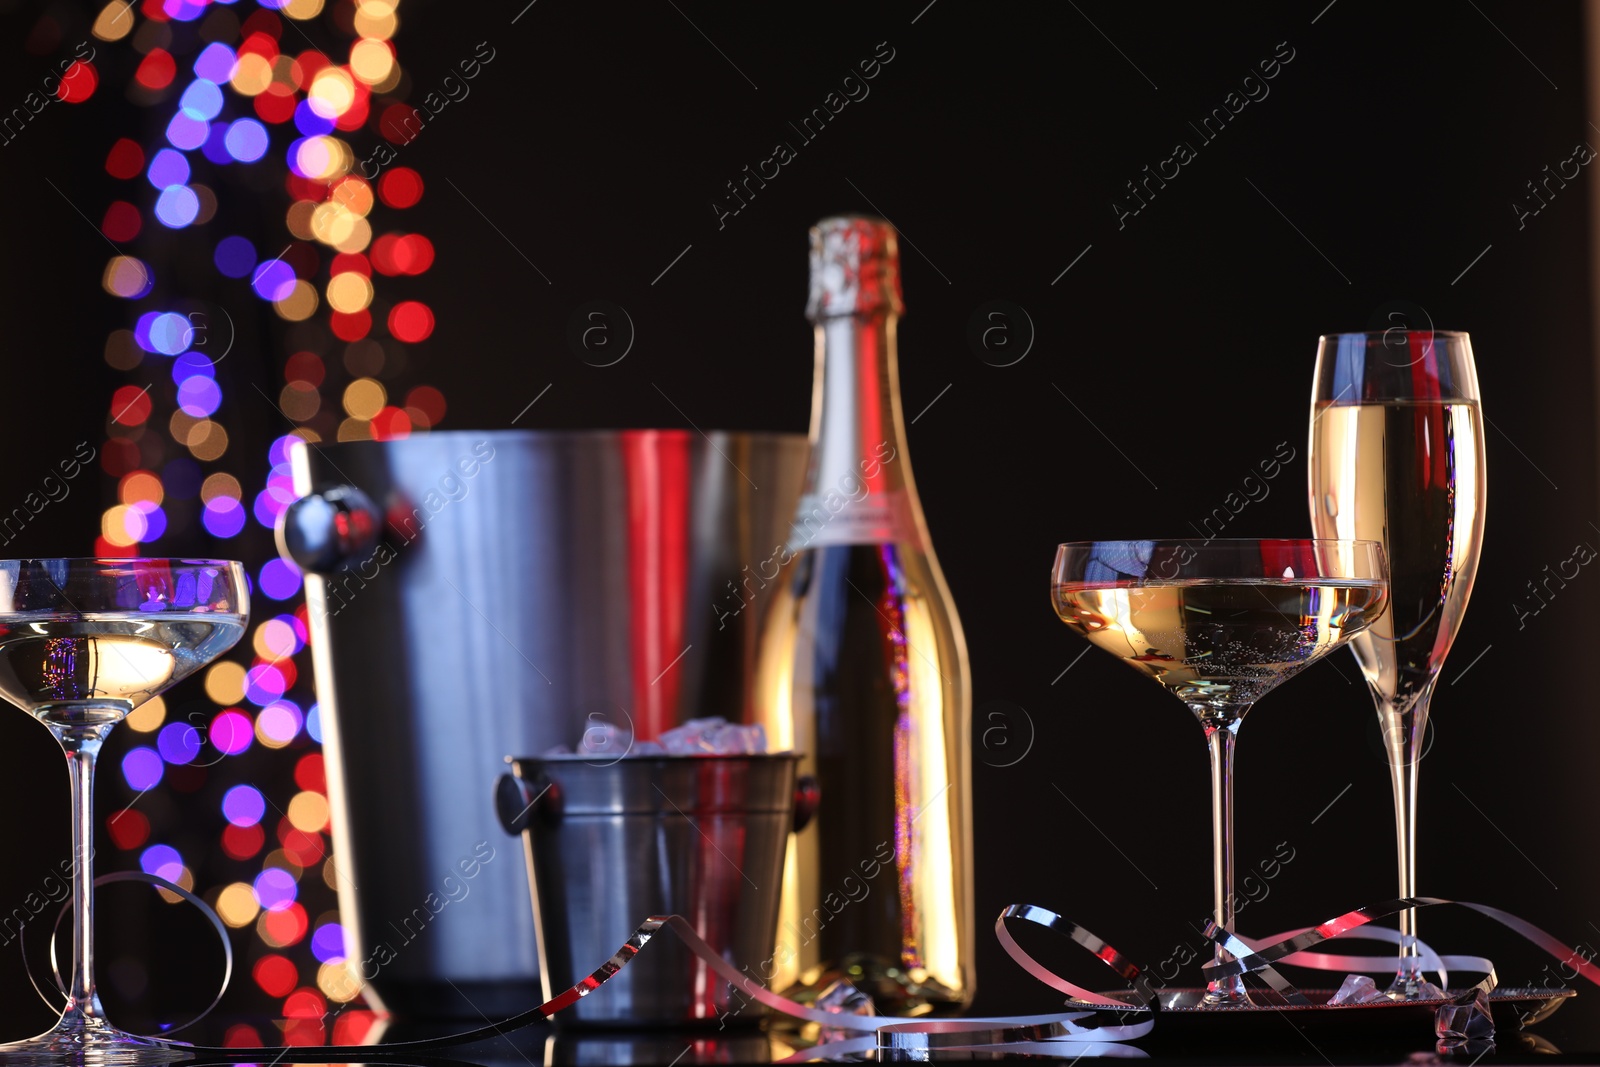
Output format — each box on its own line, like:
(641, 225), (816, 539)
(753, 216), (973, 1013)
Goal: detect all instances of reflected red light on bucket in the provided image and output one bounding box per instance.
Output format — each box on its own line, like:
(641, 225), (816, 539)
(622, 432), (690, 740)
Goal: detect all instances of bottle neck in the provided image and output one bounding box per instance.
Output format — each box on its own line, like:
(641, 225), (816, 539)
(810, 312), (911, 493)
(791, 312), (921, 550)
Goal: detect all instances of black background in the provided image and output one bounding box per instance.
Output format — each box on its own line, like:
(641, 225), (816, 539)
(1, 0), (1599, 1054)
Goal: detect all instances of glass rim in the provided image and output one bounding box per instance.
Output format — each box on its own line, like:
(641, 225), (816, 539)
(0, 557), (244, 567)
(1054, 538), (1384, 550)
(1317, 329), (1468, 341)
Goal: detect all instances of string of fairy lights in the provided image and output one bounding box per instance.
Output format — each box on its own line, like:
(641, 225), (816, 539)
(81, 0), (446, 1042)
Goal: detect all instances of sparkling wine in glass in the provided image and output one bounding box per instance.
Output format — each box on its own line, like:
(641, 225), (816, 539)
(1308, 330), (1485, 997)
(1052, 539), (1387, 1005)
(0, 559), (246, 1063)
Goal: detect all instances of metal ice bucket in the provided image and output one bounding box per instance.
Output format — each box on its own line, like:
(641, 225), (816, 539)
(495, 754), (816, 1027)
(277, 430), (808, 1018)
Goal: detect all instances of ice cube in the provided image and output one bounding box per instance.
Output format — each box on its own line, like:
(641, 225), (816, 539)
(542, 743), (573, 756)
(815, 977), (875, 1017)
(708, 722), (767, 754)
(814, 977), (874, 1044)
(659, 717), (728, 754)
(631, 739), (666, 755)
(1327, 974), (1393, 1005)
(1435, 988), (1494, 1043)
(579, 721), (631, 755)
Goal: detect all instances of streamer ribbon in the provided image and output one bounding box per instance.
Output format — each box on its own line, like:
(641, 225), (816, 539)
(48, 897), (1600, 1061)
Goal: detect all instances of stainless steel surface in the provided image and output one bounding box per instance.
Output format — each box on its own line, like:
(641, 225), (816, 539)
(501, 755), (804, 1027)
(279, 429), (808, 1018)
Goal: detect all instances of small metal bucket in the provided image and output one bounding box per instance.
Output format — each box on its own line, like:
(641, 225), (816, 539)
(495, 755), (816, 1027)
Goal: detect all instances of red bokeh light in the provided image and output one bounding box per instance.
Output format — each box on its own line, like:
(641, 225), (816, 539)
(238, 31), (279, 61)
(222, 821), (266, 860)
(378, 167), (423, 209)
(388, 301), (434, 343)
(333, 1011), (380, 1045)
(111, 385), (152, 426)
(107, 808), (150, 850)
(370, 406), (411, 441)
(135, 49), (176, 90)
(329, 252), (370, 278)
(94, 537), (138, 558)
(252, 954), (298, 997)
(281, 1019), (326, 1046)
(105, 139), (144, 180)
(294, 753), (326, 793)
(285, 174), (328, 201)
(329, 309), (371, 342)
(335, 90), (370, 131)
(57, 61), (97, 103)
(283, 987), (327, 1019)
(280, 828), (325, 867)
(395, 235), (433, 275)
(369, 233), (399, 276)
(102, 201), (141, 242)
(239, 10), (282, 40)
(254, 90), (296, 124)
(285, 351), (325, 387)
(295, 50), (331, 82)
(222, 1024), (262, 1048)
(379, 102), (425, 144)
(405, 386), (447, 427)
(264, 901), (310, 946)
(370, 233), (434, 276)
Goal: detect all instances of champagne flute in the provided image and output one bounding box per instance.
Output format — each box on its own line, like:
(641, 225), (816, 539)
(1052, 539), (1388, 1004)
(1308, 330), (1486, 997)
(0, 559), (247, 1062)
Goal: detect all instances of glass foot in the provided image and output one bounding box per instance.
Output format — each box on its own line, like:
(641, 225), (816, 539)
(1201, 983), (1254, 1007)
(0, 1014), (189, 1064)
(1386, 971), (1432, 1000)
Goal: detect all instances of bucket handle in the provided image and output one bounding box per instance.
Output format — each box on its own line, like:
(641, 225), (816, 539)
(276, 484), (382, 575)
(792, 774), (820, 833)
(495, 773), (560, 835)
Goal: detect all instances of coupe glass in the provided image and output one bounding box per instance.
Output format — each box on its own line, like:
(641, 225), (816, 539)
(1307, 330), (1486, 996)
(1052, 539), (1387, 1004)
(0, 559), (247, 1062)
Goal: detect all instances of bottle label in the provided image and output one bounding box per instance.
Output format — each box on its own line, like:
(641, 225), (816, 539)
(786, 490), (922, 551)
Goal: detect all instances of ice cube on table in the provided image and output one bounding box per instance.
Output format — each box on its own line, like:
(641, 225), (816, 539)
(814, 977), (875, 1044)
(632, 740), (666, 755)
(1327, 974), (1393, 1005)
(1435, 988), (1494, 1042)
(815, 977), (875, 1017)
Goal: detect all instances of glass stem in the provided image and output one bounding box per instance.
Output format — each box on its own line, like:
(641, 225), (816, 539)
(54, 722), (112, 1025)
(1379, 683), (1434, 995)
(1203, 714), (1247, 1002)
